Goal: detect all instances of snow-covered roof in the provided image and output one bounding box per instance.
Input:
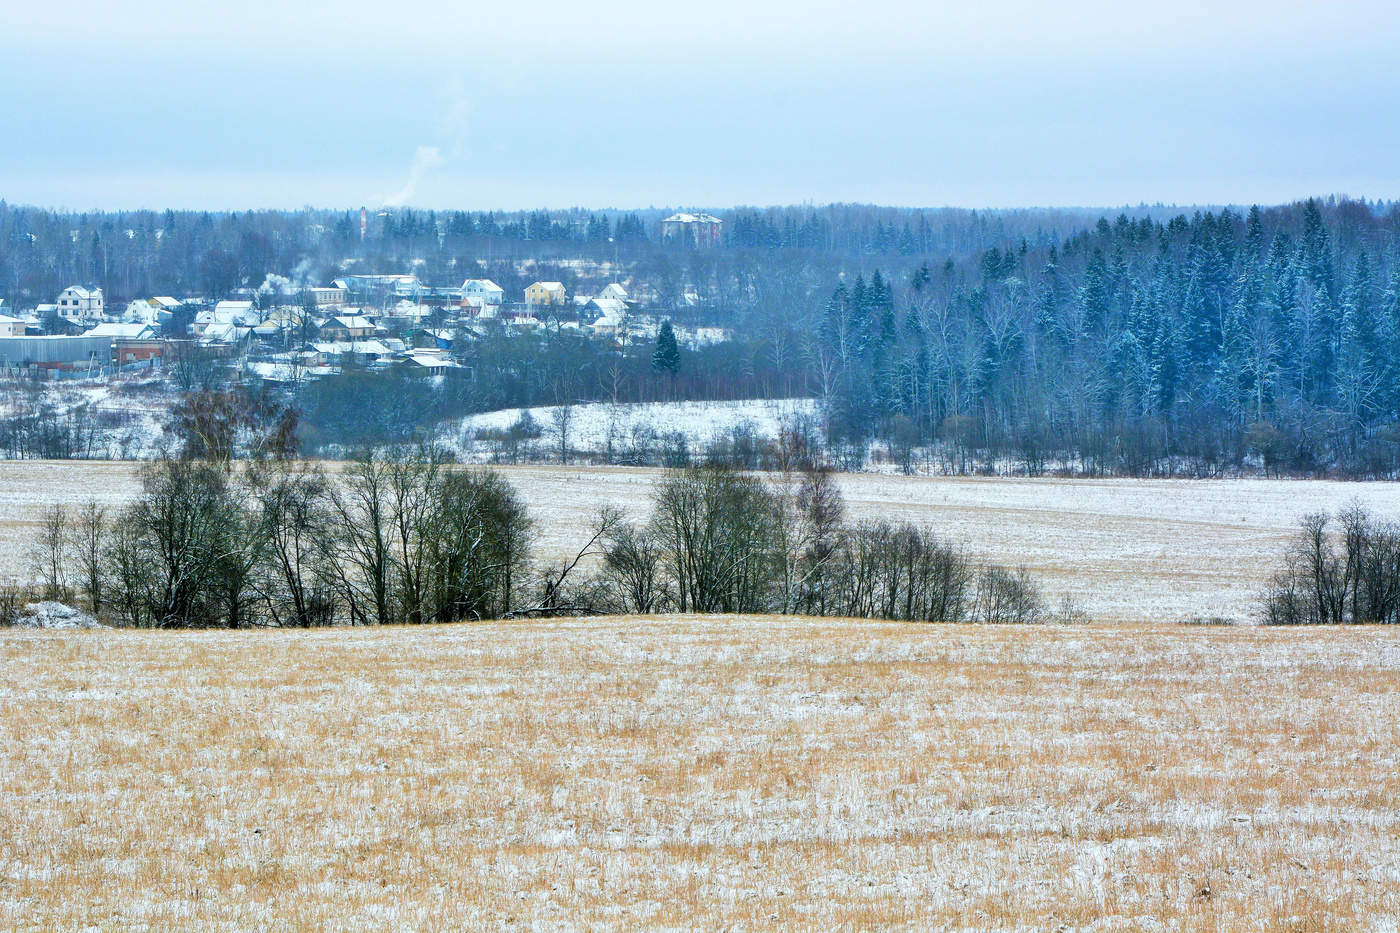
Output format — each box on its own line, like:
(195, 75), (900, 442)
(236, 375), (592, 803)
(407, 354), (459, 368)
(331, 314), (376, 329)
(461, 278), (504, 293)
(209, 300), (259, 326)
(151, 296), (182, 308)
(313, 339), (394, 356)
(529, 281), (566, 293)
(201, 322), (251, 344)
(588, 297), (627, 318)
(245, 361), (333, 383)
(598, 283), (628, 300)
(83, 323), (156, 339)
(663, 212), (722, 224)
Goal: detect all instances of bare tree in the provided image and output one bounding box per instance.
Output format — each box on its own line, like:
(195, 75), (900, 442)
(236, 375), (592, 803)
(551, 403), (575, 465)
(67, 502), (107, 615)
(29, 506), (69, 600)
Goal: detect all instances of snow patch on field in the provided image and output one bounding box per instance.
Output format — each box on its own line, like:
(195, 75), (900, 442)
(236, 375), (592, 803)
(10, 602), (105, 629)
(454, 398), (819, 458)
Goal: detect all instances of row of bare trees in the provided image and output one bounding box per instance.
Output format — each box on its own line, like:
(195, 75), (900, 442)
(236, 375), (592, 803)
(1263, 505), (1400, 624)
(584, 460), (1048, 624)
(27, 445), (1052, 627)
(30, 450), (530, 628)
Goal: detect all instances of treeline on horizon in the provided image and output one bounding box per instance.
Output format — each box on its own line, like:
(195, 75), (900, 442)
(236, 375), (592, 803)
(4, 196), (1400, 476)
(0, 199), (1211, 307)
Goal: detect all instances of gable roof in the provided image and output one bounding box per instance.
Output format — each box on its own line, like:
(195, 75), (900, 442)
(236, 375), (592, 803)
(461, 278), (504, 292)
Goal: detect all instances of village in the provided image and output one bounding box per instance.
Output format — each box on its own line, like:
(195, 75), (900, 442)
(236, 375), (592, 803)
(0, 212), (729, 384)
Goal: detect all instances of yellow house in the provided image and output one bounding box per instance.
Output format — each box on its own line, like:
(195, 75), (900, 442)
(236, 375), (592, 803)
(524, 281), (566, 307)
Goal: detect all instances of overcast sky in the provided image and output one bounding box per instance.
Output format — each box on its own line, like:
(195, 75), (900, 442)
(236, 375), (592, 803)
(3, 0), (1397, 211)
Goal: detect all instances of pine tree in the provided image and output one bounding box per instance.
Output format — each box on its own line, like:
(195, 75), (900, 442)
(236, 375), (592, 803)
(652, 321), (681, 376)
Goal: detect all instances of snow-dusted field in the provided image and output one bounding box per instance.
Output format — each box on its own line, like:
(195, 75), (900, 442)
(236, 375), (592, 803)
(2, 619), (1397, 929)
(6, 461), (1400, 622)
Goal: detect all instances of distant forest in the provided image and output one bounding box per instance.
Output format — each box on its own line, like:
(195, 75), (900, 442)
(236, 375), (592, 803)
(3, 197), (1400, 477)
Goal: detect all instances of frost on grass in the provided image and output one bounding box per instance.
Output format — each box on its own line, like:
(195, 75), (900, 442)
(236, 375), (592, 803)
(1, 618), (1398, 930)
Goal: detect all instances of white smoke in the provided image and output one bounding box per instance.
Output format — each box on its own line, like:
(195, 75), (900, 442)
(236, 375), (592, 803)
(258, 273), (292, 296)
(381, 145), (445, 208)
(376, 80), (472, 208)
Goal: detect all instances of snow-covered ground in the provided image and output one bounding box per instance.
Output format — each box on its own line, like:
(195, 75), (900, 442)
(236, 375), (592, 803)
(3, 619), (1397, 928)
(454, 398), (819, 460)
(0, 375), (169, 459)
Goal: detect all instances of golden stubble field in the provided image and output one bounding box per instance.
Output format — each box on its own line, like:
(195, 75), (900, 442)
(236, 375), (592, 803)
(5, 461), (1400, 622)
(2, 618), (1398, 930)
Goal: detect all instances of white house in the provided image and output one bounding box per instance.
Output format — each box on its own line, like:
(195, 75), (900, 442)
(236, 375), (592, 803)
(461, 279), (505, 305)
(55, 286), (104, 326)
(598, 283), (629, 302)
(0, 314), (27, 337)
(124, 297), (178, 326)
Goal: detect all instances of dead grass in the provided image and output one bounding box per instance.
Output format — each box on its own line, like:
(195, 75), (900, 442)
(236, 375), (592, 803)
(3, 618), (1398, 929)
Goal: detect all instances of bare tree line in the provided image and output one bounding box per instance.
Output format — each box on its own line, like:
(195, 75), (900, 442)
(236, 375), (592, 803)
(1263, 504), (1400, 624)
(581, 444), (1053, 624)
(26, 450), (529, 628)
(21, 443), (1061, 628)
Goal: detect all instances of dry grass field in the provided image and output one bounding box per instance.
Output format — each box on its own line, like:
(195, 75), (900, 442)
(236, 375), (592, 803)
(5, 460), (1400, 622)
(2, 618), (1398, 930)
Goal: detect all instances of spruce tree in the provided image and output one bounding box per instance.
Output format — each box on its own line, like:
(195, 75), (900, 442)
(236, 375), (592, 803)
(652, 321), (681, 376)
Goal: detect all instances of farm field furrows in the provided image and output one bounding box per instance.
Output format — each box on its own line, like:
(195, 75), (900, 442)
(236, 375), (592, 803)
(5, 461), (1400, 621)
(2, 619), (1398, 929)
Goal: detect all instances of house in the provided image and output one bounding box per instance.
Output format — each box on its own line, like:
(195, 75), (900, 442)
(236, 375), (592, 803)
(200, 322), (254, 346)
(55, 286), (105, 326)
(585, 297), (628, 319)
(524, 281), (567, 308)
(0, 314), (27, 337)
(661, 212), (723, 247)
(311, 339), (398, 366)
(94, 323), (166, 367)
(333, 274), (420, 301)
(194, 300), (259, 336)
(404, 349), (460, 370)
(421, 328), (457, 350)
(304, 286), (348, 309)
(597, 283), (629, 302)
(318, 314), (376, 341)
(461, 279), (505, 306)
(124, 299), (176, 327)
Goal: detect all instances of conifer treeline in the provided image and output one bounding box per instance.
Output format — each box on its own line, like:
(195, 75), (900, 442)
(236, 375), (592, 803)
(815, 200), (1400, 476)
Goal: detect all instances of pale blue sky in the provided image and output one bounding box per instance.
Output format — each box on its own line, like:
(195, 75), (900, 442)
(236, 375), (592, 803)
(2, 0), (1397, 210)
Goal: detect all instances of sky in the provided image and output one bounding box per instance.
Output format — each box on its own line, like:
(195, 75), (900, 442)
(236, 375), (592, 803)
(2, 0), (1398, 212)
